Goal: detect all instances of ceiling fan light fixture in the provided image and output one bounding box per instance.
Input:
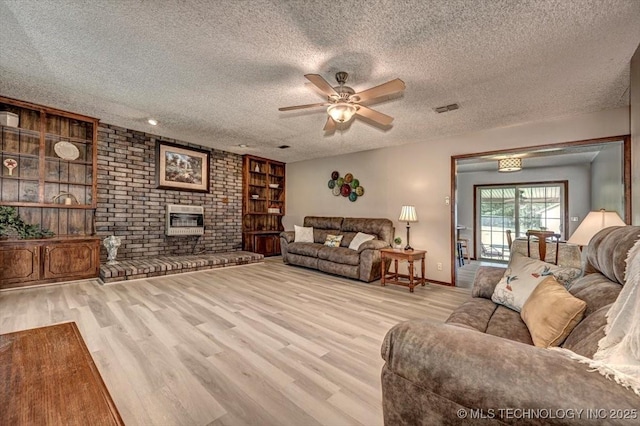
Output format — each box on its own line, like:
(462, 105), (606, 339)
(327, 103), (357, 123)
(498, 157), (522, 172)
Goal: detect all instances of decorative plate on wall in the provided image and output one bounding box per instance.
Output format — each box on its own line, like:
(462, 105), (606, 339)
(54, 141), (80, 160)
(327, 171), (364, 202)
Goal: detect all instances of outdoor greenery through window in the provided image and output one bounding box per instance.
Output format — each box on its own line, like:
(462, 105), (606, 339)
(476, 183), (565, 261)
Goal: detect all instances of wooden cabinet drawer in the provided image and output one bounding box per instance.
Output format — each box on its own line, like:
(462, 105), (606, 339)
(43, 240), (99, 280)
(0, 244), (40, 286)
(254, 234), (281, 256)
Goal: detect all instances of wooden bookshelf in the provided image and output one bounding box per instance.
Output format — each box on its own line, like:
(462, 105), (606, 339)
(0, 96), (99, 288)
(242, 155), (285, 256)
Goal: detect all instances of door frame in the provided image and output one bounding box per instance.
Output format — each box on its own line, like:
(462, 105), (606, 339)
(473, 180), (569, 261)
(450, 135), (631, 286)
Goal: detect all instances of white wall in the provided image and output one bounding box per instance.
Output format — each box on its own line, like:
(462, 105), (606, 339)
(591, 143), (624, 217)
(456, 164), (592, 258)
(285, 107), (629, 284)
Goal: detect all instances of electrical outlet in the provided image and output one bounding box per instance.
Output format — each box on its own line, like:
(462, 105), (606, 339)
(445, 196), (450, 205)
(571, 216), (579, 222)
(437, 262), (443, 271)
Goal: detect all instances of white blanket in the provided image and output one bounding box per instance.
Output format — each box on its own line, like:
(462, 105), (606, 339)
(555, 236), (640, 396)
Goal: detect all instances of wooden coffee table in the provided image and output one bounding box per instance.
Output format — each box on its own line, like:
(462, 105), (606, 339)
(0, 322), (124, 425)
(380, 248), (427, 292)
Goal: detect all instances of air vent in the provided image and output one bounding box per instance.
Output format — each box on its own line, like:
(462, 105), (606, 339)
(434, 103), (460, 113)
(278, 145), (290, 149)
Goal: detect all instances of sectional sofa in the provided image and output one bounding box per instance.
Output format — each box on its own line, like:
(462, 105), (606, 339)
(381, 226), (640, 425)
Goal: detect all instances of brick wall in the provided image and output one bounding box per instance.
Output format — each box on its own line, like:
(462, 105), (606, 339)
(95, 123), (242, 261)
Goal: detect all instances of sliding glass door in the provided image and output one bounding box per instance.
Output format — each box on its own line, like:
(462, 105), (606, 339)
(476, 182), (566, 261)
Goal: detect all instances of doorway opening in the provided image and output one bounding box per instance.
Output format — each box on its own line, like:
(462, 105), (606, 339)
(450, 136), (630, 288)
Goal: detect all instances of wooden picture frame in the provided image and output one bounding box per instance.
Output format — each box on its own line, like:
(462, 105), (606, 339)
(156, 142), (210, 192)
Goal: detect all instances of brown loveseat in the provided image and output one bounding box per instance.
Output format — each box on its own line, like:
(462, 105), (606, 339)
(280, 216), (393, 282)
(381, 226), (640, 425)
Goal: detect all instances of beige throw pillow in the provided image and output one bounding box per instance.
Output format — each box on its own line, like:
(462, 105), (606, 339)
(521, 276), (587, 348)
(294, 225), (314, 243)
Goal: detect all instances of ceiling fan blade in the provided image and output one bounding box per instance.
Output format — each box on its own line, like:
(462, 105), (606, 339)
(355, 105), (394, 126)
(323, 116), (336, 132)
(305, 74), (338, 97)
(278, 102), (328, 111)
(354, 78), (405, 102)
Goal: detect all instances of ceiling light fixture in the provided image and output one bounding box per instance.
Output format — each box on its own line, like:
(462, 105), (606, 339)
(498, 157), (522, 172)
(238, 144), (248, 148)
(147, 118), (158, 126)
(327, 102), (357, 123)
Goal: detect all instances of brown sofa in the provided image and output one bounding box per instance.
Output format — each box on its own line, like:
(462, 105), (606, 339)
(280, 216), (393, 282)
(381, 226), (640, 425)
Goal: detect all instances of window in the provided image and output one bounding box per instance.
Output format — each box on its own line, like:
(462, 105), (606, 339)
(475, 182), (566, 261)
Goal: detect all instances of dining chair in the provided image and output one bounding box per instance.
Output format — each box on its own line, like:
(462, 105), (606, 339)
(526, 229), (561, 264)
(505, 229), (513, 249)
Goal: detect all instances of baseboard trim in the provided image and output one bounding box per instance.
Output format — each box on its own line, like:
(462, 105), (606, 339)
(427, 278), (453, 287)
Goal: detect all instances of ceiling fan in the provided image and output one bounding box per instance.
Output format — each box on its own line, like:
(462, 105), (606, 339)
(279, 72), (405, 131)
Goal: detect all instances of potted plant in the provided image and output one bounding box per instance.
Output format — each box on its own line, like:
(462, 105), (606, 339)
(0, 206), (54, 239)
(394, 236), (403, 249)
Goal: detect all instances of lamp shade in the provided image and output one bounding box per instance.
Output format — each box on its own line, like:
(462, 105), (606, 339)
(327, 103), (357, 123)
(498, 157), (522, 172)
(567, 209), (625, 246)
(399, 205), (418, 222)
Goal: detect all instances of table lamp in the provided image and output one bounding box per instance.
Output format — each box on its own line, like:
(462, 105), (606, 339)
(399, 205), (418, 251)
(567, 209), (625, 247)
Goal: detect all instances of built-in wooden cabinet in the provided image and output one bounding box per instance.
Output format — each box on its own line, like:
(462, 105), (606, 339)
(0, 96), (99, 288)
(0, 238), (99, 289)
(242, 155), (285, 256)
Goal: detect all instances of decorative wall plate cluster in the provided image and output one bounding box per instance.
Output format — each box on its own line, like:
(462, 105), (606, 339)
(327, 170), (364, 202)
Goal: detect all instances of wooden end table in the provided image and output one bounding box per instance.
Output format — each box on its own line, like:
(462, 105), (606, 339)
(380, 248), (427, 292)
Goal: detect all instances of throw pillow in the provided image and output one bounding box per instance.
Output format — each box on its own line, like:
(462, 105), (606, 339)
(491, 252), (582, 312)
(324, 234), (343, 247)
(348, 232), (376, 250)
(294, 225), (314, 243)
(521, 276), (587, 348)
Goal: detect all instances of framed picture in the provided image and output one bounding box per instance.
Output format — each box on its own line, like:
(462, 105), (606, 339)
(156, 142), (210, 192)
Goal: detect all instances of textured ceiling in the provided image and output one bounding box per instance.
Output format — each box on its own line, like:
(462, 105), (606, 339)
(1, 0), (639, 163)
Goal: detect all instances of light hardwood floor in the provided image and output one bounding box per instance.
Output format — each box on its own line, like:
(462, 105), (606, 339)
(0, 260), (470, 426)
